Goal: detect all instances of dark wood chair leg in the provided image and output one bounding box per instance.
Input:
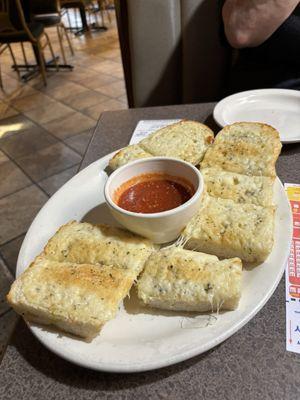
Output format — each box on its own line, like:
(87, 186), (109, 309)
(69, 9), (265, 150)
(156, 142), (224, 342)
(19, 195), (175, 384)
(35, 40), (47, 86)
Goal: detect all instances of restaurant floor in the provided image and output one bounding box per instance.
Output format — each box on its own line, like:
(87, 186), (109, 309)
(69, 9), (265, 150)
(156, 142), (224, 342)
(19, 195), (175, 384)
(0, 10), (127, 277)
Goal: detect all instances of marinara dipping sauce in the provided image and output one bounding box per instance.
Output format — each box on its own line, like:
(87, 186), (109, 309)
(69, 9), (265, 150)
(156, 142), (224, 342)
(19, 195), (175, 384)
(114, 173), (195, 214)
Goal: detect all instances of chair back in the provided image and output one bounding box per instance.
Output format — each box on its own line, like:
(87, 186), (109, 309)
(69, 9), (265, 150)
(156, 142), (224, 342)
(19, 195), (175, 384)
(0, 0), (8, 11)
(0, 0), (36, 41)
(30, 0), (60, 15)
(0, 0), (15, 33)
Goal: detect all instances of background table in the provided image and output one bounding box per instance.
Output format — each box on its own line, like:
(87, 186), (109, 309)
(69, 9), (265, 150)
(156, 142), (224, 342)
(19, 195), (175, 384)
(1, 103), (300, 400)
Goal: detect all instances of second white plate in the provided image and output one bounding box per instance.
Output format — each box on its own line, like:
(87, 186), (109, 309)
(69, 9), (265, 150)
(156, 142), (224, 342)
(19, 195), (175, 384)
(213, 89), (300, 143)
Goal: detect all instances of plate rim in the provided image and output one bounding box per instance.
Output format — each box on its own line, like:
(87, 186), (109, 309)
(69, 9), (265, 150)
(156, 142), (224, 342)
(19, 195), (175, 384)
(213, 88), (300, 144)
(16, 152), (293, 373)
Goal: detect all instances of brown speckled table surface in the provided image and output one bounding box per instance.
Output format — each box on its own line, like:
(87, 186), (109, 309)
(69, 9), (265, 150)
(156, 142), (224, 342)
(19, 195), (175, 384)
(1, 103), (300, 400)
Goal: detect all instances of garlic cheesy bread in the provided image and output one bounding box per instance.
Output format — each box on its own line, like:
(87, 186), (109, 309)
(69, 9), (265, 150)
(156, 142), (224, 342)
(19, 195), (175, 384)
(7, 257), (136, 339)
(182, 195), (275, 263)
(109, 120), (214, 170)
(7, 221), (155, 339)
(137, 247), (242, 312)
(44, 221), (155, 274)
(201, 122), (281, 177)
(194, 122), (281, 262)
(201, 167), (274, 207)
(109, 144), (152, 171)
(7, 121), (283, 341)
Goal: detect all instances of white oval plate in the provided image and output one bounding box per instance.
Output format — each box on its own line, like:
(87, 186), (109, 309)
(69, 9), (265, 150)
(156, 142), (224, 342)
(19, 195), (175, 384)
(16, 152), (292, 373)
(213, 89), (300, 143)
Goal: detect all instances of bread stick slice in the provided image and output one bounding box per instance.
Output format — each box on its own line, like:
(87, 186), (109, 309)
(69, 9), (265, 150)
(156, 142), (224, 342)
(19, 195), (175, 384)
(182, 195), (275, 263)
(109, 144), (152, 170)
(201, 167), (274, 206)
(137, 247), (242, 312)
(201, 122), (282, 177)
(44, 221), (155, 275)
(139, 120), (214, 165)
(7, 257), (136, 339)
(108, 120), (214, 170)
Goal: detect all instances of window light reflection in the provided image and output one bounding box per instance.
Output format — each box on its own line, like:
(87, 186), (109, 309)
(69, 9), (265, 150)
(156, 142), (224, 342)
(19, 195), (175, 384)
(0, 123), (25, 137)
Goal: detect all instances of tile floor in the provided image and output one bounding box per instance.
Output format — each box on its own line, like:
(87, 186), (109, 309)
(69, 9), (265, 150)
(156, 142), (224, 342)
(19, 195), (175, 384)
(0, 9), (127, 279)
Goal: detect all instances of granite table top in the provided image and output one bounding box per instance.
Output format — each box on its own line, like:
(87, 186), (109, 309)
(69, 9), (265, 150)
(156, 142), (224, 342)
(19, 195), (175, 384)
(1, 102), (300, 400)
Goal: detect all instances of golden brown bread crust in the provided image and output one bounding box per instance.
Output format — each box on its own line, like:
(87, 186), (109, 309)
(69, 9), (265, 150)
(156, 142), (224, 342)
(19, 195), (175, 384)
(109, 120), (214, 170)
(43, 221), (155, 274)
(109, 144), (152, 170)
(139, 120), (214, 165)
(7, 256), (135, 339)
(7, 221), (155, 339)
(201, 122), (282, 177)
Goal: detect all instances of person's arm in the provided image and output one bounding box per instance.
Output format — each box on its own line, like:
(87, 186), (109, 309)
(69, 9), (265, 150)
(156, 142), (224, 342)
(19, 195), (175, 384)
(222, 0), (300, 48)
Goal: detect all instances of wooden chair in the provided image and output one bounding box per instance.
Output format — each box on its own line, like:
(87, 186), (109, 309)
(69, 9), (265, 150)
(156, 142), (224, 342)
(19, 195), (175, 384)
(97, 0), (112, 25)
(0, 0), (58, 86)
(30, 0), (74, 65)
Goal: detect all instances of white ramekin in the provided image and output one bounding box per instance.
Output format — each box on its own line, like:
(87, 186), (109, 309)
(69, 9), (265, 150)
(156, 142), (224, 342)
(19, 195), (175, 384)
(104, 157), (203, 244)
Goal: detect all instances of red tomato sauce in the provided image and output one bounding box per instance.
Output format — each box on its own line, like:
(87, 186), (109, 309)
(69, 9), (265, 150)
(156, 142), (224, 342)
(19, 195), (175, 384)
(114, 173), (194, 214)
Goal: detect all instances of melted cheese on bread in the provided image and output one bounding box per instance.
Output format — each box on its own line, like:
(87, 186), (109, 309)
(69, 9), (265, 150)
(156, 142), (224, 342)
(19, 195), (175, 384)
(201, 122), (281, 177)
(139, 120), (214, 165)
(108, 120), (214, 170)
(44, 221), (155, 274)
(109, 144), (152, 170)
(7, 221), (156, 339)
(7, 257), (135, 339)
(182, 195), (275, 263)
(137, 247), (242, 312)
(201, 167), (274, 206)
